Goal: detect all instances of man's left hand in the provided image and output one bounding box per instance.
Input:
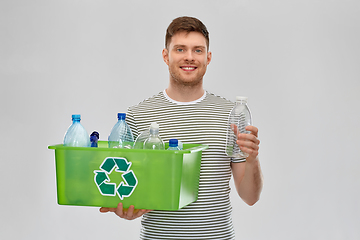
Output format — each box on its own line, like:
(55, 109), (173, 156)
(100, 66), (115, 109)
(236, 125), (260, 163)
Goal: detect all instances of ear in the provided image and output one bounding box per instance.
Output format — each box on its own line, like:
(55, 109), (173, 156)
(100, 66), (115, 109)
(162, 48), (169, 66)
(206, 51), (212, 66)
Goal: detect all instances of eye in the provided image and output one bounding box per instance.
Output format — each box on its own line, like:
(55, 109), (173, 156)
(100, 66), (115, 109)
(195, 49), (203, 53)
(177, 48), (184, 52)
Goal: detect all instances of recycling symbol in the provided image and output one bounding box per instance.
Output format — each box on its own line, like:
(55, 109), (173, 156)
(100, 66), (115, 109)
(94, 157), (138, 200)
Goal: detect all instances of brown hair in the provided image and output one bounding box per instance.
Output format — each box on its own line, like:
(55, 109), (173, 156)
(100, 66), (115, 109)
(165, 16), (209, 50)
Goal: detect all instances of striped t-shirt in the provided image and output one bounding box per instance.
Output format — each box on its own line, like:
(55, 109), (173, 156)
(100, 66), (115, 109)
(126, 90), (245, 240)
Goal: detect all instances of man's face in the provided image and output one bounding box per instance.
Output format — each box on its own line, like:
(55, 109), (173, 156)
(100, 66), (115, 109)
(162, 31), (212, 87)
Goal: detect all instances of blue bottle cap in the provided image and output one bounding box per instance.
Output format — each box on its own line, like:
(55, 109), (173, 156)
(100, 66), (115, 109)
(90, 131), (99, 139)
(117, 113), (126, 120)
(169, 139), (178, 147)
(72, 114), (81, 121)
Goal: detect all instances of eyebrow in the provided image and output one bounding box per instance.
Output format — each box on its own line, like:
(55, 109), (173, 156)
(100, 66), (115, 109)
(172, 44), (206, 50)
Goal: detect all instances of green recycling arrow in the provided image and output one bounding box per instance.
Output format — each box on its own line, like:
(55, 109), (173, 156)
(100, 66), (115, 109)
(117, 170), (137, 200)
(94, 171), (108, 186)
(114, 157), (131, 172)
(94, 171), (116, 196)
(100, 157), (116, 173)
(94, 157), (137, 200)
(122, 171), (137, 186)
(118, 182), (134, 199)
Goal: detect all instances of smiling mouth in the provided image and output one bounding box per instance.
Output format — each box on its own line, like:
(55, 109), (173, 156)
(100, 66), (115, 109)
(180, 66), (197, 71)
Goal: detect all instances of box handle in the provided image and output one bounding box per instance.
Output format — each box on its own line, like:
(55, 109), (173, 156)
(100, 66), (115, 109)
(186, 144), (209, 153)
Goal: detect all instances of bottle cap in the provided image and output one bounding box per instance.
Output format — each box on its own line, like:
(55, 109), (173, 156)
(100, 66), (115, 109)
(72, 114), (81, 121)
(150, 122), (159, 130)
(117, 113), (126, 120)
(236, 96), (248, 102)
(90, 131), (99, 139)
(169, 139), (178, 147)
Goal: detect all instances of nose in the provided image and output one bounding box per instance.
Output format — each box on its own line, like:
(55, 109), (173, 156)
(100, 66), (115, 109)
(184, 51), (195, 62)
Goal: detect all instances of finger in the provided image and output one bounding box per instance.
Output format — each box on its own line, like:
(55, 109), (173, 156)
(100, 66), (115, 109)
(100, 207), (116, 213)
(237, 141), (259, 155)
(114, 202), (125, 218)
(237, 139), (259, 151)
(238, 133), (260, 146)
(242, 147), (258, 158)
(135, 209), (152, 218)
(134, 209), (146, 218)
(245, 125), (258, 137)
(99, 207), (109, 213)
(231, 124), (239, 135)
(126, 205), (135, 219)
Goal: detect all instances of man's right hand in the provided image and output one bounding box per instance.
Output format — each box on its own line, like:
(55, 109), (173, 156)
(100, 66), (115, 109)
(100, 203), (152, 220)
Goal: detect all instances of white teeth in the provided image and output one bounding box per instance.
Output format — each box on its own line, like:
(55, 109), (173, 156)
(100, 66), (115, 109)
(182, 67), (195, 70)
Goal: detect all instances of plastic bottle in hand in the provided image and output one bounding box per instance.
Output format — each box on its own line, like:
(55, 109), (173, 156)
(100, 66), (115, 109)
(63, 114), (90, 147)
(167, 139), (180, 150)
(143, 122), (165, 150)
(225, 96), (252, 158)
(108, 113), (134, 148)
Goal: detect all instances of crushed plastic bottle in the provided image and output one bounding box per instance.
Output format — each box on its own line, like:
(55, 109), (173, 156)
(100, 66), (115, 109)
(108, 113), (134, 149)
(90, 131), (99, 147)
(63, 114), (90, 147)
(143, 122), (165, 150)
(225, 96), (252, 158)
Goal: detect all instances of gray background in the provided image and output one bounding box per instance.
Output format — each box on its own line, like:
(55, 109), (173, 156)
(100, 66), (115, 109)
(1, 0), (359, 239)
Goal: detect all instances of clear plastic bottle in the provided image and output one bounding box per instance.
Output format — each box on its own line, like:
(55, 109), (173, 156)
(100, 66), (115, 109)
(167, 139), (180, 150)
(108, 113), (134, 148)
(225, 96), (252, 158)
(143, 122), (165, 150)
(133, 130), (150, 149)
(63, 114), (90, 147)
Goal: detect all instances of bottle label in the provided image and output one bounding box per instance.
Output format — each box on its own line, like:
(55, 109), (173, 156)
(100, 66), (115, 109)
(94, 157), (138, 200)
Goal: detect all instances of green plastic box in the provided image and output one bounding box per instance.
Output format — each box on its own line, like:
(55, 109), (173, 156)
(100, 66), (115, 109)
(48, 141), (208, 210)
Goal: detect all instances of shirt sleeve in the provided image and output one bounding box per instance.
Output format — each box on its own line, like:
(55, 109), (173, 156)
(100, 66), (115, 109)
(230, 157), (246, 163)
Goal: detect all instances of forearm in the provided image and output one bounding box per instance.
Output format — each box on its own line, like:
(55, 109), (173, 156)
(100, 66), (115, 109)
(232, 157), (263, 206)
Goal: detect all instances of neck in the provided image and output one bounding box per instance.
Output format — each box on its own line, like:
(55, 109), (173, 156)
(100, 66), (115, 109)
(166, 81), (205, 102)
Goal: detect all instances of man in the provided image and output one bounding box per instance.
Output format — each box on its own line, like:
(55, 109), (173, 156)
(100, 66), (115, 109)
(100, 16), (263, 239)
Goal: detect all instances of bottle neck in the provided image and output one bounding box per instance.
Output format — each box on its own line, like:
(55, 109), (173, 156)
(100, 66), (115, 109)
(149, 129), (159, 135)
(236, 100), (247, 105)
